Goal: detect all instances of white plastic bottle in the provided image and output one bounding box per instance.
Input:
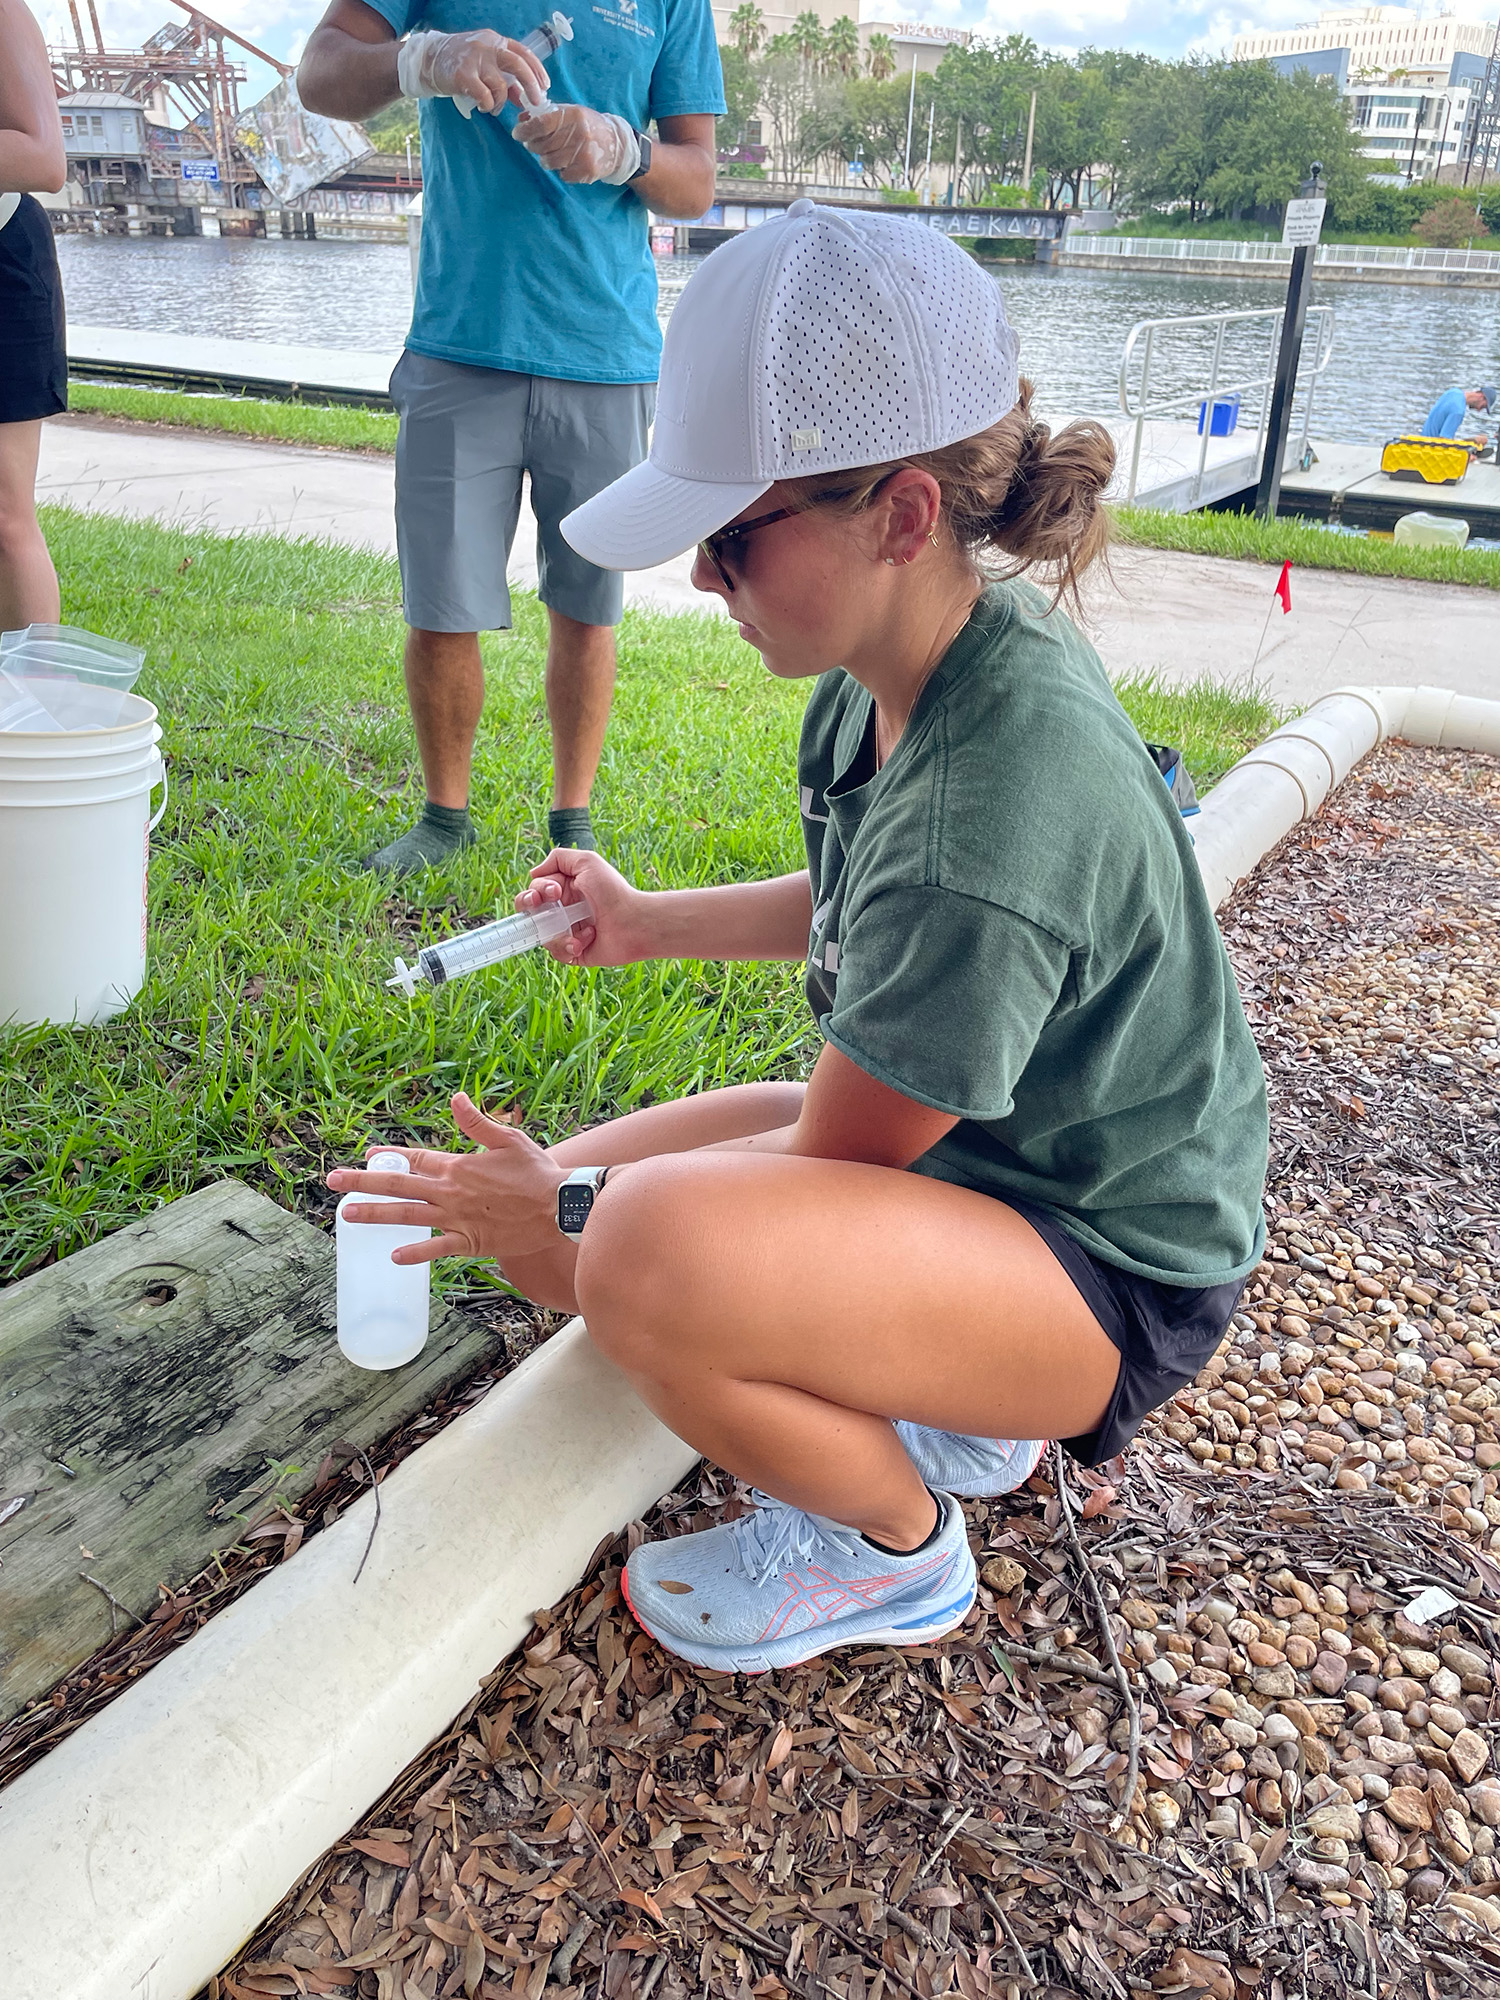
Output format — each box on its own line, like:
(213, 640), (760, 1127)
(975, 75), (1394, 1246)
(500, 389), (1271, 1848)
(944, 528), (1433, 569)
(336, 1151), (431, 1369)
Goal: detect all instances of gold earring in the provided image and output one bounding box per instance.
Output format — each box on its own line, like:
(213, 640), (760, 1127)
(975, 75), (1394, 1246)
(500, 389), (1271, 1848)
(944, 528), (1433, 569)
(928, 531), (939, 546)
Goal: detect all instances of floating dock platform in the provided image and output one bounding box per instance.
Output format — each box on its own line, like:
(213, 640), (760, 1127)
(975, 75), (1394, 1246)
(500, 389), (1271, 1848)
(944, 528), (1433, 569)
(67, 326), (400, 408)
(1276, 442), (1500, 539)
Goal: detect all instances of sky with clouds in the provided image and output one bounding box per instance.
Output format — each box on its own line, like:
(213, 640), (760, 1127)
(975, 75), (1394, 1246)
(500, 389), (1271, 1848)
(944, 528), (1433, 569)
(28, 0), (1462, 114)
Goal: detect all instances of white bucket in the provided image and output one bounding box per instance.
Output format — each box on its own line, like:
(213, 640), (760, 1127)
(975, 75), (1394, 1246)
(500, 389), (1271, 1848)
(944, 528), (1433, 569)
(0, 689), (168, 1027)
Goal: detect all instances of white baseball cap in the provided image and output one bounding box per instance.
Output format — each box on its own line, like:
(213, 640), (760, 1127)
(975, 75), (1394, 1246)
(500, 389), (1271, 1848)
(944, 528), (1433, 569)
(561, 198), (1021, 571)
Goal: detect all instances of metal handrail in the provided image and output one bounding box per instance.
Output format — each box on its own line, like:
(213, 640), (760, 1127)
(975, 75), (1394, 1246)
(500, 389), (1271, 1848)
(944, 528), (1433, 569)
(1117, 302), (1336, 507)
(1071, 234), (1500, 275)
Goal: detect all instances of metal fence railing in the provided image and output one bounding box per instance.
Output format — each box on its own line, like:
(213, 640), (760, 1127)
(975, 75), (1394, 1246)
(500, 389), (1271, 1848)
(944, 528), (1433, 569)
(1072, 234), (1500, 276)
(1118, 302), (1337, 507)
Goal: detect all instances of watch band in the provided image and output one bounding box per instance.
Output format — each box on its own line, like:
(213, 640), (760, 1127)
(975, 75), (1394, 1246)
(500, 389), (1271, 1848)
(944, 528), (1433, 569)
(557, 1165), (609, 1241)
(626, 129), (652, 182)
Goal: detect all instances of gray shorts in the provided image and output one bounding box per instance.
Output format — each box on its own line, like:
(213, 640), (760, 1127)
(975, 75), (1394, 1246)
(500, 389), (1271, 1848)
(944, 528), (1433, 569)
(389, 350), (654, 632)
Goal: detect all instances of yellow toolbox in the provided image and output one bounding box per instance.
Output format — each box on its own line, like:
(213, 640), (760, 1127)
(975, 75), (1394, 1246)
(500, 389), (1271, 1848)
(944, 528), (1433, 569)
(1380, 434), (1479, 484)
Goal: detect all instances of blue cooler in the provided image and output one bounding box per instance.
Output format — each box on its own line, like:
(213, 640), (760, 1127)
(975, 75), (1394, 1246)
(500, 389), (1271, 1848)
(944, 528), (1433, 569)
(1197, 394), (1241, 437)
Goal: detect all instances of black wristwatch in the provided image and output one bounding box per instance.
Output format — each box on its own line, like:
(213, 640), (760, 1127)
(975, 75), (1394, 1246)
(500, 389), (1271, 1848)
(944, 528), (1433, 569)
(626, 129), (652, 182)
(557, 1165), (609, 1241)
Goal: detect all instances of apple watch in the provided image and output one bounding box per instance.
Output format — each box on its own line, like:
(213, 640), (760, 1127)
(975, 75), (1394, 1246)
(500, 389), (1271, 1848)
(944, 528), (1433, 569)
(557, 1165), (610, 1241)
(626, 129), (652, 182)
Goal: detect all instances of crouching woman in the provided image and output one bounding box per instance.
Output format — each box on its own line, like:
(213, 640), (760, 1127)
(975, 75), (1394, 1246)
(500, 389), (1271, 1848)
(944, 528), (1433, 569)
(331, 203), (1268, 1674)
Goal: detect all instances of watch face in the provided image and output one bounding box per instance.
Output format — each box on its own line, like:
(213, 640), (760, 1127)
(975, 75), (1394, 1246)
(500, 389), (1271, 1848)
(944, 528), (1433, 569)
(559, 1183), (595, 1233)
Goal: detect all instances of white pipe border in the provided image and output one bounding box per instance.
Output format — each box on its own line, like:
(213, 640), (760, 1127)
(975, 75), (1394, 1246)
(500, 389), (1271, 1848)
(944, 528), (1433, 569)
(1192, 681), (1500, 911)
(1, 683), (1497, 2000)
(0, 1324), (697, 2000)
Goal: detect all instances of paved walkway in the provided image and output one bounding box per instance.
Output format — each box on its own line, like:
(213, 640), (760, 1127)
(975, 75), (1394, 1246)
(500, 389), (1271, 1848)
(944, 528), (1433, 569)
(39, 416), (1500, 706)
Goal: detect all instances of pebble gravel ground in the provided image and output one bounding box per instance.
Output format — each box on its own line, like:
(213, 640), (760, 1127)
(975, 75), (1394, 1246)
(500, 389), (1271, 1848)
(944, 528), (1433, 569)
(214, 742), (1500, 2000)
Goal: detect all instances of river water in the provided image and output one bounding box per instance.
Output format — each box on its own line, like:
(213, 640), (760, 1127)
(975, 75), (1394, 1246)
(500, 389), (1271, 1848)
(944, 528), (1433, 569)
(54, 231), (1500, 448)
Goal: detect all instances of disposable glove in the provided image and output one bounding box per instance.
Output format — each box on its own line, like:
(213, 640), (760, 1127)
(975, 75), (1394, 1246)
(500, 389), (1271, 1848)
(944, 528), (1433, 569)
(396, 29), (548, 118)
(514, 103), (641, 185)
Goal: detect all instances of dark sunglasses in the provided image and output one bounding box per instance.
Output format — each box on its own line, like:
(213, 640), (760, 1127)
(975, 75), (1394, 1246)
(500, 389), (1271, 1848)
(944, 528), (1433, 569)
(698, 472), (900, 592)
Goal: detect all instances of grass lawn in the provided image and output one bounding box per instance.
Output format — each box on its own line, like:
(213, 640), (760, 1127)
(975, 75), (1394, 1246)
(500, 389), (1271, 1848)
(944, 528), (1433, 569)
(0, 508), (1279, 1286)
(1113, 503), (1500, 589)
(62, 386), (1500, 591)
(67, 380), (398, 453)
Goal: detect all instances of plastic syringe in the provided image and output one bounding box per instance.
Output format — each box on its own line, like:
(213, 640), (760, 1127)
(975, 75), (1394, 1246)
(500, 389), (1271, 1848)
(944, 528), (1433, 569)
(454, 12), (572, 118)
(388, 896), (593, 998)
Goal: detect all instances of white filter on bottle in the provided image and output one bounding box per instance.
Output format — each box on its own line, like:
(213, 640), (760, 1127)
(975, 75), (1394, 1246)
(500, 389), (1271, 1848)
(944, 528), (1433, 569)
(336, 1149), (431, 1369)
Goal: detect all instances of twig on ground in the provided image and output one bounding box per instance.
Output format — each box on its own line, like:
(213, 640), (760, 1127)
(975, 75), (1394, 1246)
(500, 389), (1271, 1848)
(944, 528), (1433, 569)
(550, 1917), (594, 1985)
(349, 1446), (382, 1587)
(918, 1804), (974, 1879)
(990, 1638), (1120, 1687)
(78, 1571), (144, 1634)
(1053, 1442), (1142, 1833)
(979, 1885), (1037, 1986)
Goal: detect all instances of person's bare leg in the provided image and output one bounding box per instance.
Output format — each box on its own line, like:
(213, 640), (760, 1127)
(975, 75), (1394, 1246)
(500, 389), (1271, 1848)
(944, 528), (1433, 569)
(0, 421), (60, 630)
(497, 1081), (806, 1310)
(576, 1152), (1122, 1548)
(545, 609), (615, 842)
(367, 627), (485, 871)
(405, 626), (485, 807)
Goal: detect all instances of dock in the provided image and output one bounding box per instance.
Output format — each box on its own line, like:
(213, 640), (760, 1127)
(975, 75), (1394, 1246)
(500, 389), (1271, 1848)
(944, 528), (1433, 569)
(1278, 441), (1500, 538)
(67, 325), (400, 408)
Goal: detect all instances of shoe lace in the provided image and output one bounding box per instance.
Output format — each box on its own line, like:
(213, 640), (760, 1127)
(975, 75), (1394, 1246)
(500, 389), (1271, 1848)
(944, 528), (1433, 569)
(728, 1492), (865, 1588)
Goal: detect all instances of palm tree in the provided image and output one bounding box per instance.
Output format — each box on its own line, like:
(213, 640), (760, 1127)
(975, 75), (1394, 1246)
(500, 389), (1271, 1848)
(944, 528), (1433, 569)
(826, 14), (860, 78)
(789, 10), (826, 71)
(866, 32), (896, 82)
(728, 2), (764, 60)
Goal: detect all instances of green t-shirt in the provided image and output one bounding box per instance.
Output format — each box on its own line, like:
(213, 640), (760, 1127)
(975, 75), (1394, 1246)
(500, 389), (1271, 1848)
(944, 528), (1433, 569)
(799, 581), (1268, 1287)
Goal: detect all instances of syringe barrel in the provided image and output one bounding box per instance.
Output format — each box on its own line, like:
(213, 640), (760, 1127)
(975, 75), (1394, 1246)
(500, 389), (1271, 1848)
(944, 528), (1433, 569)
(414, 897), (592, 989)
(519, 12), (571, 58)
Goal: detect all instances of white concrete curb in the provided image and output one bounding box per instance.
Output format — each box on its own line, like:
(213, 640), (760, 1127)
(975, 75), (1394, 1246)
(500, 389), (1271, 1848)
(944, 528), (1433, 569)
(1192, 682), (1500, 911)
(3, 682), (1498, 2000)
(0, 1324), (697, 2000)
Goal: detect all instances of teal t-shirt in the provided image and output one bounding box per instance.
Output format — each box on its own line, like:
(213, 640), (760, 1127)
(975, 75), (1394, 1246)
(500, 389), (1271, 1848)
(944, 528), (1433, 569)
(799, 582), (1269, 1288)
(368, 0), (724, 383)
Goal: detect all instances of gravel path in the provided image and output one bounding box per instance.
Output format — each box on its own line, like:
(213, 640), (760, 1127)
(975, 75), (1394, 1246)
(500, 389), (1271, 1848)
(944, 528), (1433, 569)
(200, 741), (1499, 2000)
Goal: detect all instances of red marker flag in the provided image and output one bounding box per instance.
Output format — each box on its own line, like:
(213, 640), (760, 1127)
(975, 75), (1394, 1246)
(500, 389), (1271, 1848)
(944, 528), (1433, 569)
(1274, 560), (1292, 614)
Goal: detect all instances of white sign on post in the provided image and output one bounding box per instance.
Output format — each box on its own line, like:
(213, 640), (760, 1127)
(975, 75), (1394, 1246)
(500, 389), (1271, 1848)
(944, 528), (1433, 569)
(1282, 196), (1326, 247)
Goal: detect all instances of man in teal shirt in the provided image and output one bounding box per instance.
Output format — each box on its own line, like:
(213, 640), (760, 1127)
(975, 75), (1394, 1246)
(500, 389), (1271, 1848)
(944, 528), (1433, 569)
(299, 0), (722, 870)
(1422, 384), (1494, 437)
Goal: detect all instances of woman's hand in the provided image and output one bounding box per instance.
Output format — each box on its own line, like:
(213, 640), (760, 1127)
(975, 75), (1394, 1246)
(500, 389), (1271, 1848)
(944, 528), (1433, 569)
(328, 1095), (566, 1266)
(519, 849), (654, 967)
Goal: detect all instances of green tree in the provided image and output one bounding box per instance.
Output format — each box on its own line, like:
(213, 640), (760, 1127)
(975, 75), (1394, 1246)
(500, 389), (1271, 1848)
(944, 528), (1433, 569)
(789, 11), (826, 70)
(727, 2), (765, 60)
(934, 36), (1044, 198)
(717, 44), (762, 151)
(866, 32), (896, 82)
(1119, 56), (1212, 217)
(1031, 56), (1115, 207)
(826, 15), (860, 80)
(1202, 64), (1364, 215)
(365, 98), (421, 153)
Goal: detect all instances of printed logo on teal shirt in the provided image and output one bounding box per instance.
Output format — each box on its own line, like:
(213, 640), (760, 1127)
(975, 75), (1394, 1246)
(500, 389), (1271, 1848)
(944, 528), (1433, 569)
(592, 0), (657, 38)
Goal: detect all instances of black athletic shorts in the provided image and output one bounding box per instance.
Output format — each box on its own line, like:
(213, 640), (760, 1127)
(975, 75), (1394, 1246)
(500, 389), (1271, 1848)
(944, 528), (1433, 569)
(0, 196), (67, 425)
(1004, 1195), (1247, 1469)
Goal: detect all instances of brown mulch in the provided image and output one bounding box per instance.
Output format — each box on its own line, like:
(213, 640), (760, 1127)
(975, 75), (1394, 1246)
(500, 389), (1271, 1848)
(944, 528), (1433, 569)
(200, 739), (1500, 2000)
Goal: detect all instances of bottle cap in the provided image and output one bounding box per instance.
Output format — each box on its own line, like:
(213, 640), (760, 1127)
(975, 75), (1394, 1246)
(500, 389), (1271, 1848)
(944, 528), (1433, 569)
(368, 1150), (410, 1174)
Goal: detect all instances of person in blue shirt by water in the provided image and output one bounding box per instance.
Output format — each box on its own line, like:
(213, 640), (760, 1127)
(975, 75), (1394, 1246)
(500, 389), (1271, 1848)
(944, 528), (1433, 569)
(1421, 384), (1495, 437)
(298, 1), (723, 873)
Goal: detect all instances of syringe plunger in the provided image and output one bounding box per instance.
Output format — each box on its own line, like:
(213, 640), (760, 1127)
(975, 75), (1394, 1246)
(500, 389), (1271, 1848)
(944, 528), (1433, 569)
(388, 895), (593, 997)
